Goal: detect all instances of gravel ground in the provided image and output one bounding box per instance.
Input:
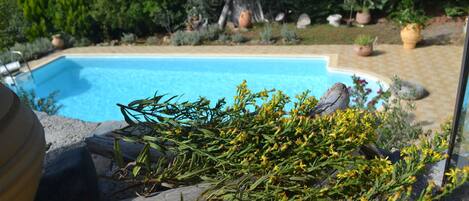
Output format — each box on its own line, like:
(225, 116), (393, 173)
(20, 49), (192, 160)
(35, 111), (100, 165)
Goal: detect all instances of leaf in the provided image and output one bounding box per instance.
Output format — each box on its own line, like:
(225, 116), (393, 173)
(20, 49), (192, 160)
(113, 138), (124, 168)
(249, 175), (268, 191)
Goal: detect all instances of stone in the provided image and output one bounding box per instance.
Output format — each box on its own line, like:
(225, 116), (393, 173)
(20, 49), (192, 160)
(296, 13), (311, 29)
(34, 111), (99, 166)
(121, 184), (211, 201)
(226, 21), (237, 32)
(92, 120), (128, 136)
(275, 12), (286, 22)
(162, 36), (171, 45)
(390, 80), (429, 100)
(35, 146), (99, 201)
(327, 14), (342, 27)
(377, 17), (389, 24)
(309, 83), (350, 116)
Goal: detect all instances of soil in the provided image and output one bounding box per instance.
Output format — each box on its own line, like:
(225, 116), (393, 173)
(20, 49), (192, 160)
(422, 16), (467, 46)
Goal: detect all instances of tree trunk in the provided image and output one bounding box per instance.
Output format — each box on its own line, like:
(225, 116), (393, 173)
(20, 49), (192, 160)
(218, 0), (232, 28)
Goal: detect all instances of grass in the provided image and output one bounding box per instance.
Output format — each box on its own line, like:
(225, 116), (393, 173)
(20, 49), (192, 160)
(227, 23), (402, 45)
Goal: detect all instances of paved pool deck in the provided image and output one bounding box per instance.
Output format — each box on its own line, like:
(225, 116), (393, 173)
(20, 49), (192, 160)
(30, 45), (464, 129)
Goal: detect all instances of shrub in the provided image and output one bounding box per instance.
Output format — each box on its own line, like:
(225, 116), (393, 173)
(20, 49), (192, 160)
(112, 80), (466, 200)
(0, 37), (53, 64)
(17, 88), (62, 115)
(231, 33), (247, 44)
(259, 23), (273, 44)
(218, 34), (230, 44)
(280, 24), (299, 44)
(170, 31), (202, 46)
(121, 33), (137, 45)
(390, 0), (428, 27)
(145, 36), (160, 45)
(74, 38), (92, 47)
(354, 35), (375, 46)
(199, 24), (222, 41)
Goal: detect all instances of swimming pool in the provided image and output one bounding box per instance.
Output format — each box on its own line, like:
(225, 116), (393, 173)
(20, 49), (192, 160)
(17, 56), (384, 122)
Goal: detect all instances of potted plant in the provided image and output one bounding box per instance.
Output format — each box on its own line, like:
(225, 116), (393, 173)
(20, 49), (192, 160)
(354, 35), (375, 56)
(391, 0), (428, 49)
(356, 0), (372, 25)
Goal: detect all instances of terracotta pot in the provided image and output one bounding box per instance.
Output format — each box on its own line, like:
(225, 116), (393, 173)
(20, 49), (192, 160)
(400, 23), (422, 49)
(0, 84), (45, 201)
(354, 44), (373, 56)
(356, 11), (371, 25)
(51, 34), (65, 49)
(239, 10), (252, 29)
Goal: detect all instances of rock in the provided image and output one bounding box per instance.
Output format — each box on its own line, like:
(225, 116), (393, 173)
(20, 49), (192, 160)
(309, 83), (350, 116)
(35, 146), (99, 201)
(92, 121), (128, 136)
(377, 17), (389, 24)
(275, 12), (285, 22)
(327, 14), (342, 27)
(34, 111), (99, 166)
(296, 13), (311, 29)
(390, 80), (429, 100)
(226, 21), (236, 32)
(162, 36), (171, 45)
(121, 184), (211, 201)
(110, 40), (119, 46)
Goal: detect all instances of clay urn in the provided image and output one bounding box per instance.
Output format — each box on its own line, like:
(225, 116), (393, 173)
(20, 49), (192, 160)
(354, 44), (374, 57)
(239, 10), (252, 29)
(51, 34), (65, 49)
(0, 83), (45, 201)
(356, 9), (371, 25)
(400, 23), (422, 49)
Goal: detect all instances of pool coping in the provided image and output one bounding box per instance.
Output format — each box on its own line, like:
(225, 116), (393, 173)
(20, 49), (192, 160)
(29, 53), (391, 87)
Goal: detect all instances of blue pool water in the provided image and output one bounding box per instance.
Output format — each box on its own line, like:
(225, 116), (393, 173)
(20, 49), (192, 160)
(17, 56), (384, 122)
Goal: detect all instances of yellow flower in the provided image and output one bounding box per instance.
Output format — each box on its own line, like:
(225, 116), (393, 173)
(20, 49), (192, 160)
(261, 155), (269, 166)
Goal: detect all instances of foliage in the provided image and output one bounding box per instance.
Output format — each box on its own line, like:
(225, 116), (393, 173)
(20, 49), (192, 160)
(170, 31), (202, 46)
(217, 34), (230, 44)
(199, 24), (222, 42)
(0, 37), (53, 63)
(145, 36), (160, 45)
(17, 88), (62, 115)
(280, 24), (299, 44)
(231, 33), (247, 44)
(444, 6), (467, 17)
(349, 75), (389, 111)
(349, 75), (423, 150)
(51, 0), (93, 38)
(184, 0), (224, 22)
(390, 0), (428, 27)
(259, 23), (274, 44)
(0, 0), (28, 51)
(341, 0), (392, 13)
(354, 35), (375, 46)
(121, 33), (137, 45)
(112, 79), (465, 200)
(17, 0), (53, 40)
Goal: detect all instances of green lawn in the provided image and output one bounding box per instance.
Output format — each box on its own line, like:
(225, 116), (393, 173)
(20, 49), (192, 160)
(233, 23), (402, 45)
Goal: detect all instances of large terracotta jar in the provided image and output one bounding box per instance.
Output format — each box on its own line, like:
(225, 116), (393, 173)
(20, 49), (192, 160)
(51, 34), (65, 49)
(238, 10), (252, 29)
(0, 84), (45, 201)
(356, 10), (371, 25)
(400, 23), (423, 49)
